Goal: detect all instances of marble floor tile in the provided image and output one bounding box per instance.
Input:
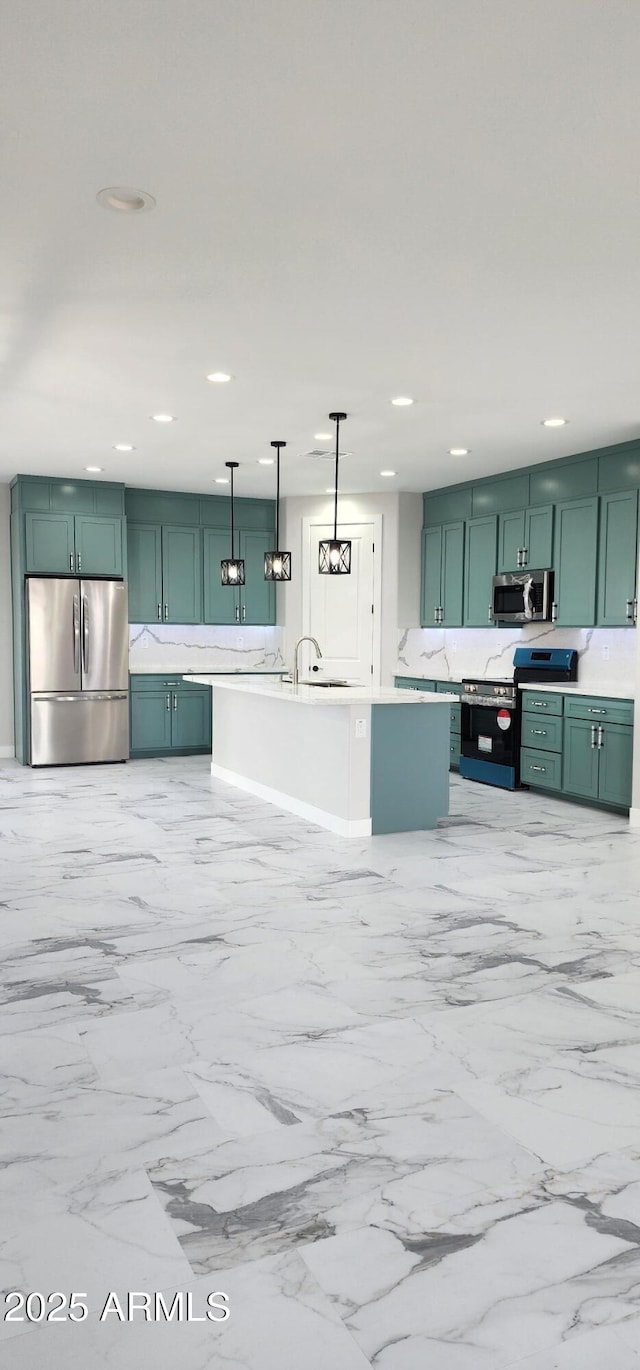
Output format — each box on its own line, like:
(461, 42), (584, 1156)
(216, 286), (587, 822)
(4, 757), (640, 1368)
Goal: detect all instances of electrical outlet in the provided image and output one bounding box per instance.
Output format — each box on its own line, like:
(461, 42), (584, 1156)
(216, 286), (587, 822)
(237, 635), (244, 649)
(141, 637), (149, 649)
(602, 644), (610, 661)
(355, 718), (367, 739)
(450, 640), (458, 653)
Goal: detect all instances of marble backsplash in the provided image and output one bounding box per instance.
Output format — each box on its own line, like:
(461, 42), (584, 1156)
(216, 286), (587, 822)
(397, 625), (637, 688)
(129, 623), (286, 672)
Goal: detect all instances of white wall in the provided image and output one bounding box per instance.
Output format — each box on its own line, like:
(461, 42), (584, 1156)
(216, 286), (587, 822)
(280, 492), (422, 683)
(0, 485), (14, 756)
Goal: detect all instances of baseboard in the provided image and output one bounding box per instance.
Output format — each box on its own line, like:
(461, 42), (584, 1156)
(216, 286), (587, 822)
(630, 806), (640, 829)
(210, 762), (372, 837)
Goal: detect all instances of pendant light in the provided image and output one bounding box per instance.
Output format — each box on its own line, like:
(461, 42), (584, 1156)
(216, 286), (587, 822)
(264, 441), (292, 581)
(318, 411), (351, 574)
(220, 461), (245, 586)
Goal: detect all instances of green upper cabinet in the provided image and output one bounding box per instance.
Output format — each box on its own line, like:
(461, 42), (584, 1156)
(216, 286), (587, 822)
(464, 515), (497, 626)
(238, 528), (276, 625)
(497, 510), (525, 573)
(74, 515), (123, 576)
(203, 527), (238, 625)
(552, 496), (598, 626)
(420, 522), (463, 627)
(421, 526), (443, 626)
(497, 505), (553, 572)
(162, 525), (202, 624)
(596, 489), (639, 626)
(25, 511), (123, 576)
(25, 512), (75, 573)
(127, 523), (163, 622)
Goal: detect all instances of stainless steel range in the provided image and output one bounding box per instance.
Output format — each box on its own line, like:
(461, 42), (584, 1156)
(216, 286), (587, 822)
(459, 648), (578, 790)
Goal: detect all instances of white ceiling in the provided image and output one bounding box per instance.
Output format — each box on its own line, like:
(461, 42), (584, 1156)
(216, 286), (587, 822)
(2, 0), (640, 498)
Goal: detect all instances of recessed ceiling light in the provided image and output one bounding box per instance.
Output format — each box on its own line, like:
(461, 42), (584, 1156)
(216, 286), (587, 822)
(449, 447), (469, 456)
(542, 417), (567, 427)
(215, 477), (230, 485)
(206, 371), (233, 384)
(113, 443), (135, 452)
(151, 414), (176, 423)
(96, 186), (156, 213)
(315, 432), (332, 441)
(380, 469), (396, 477)
(258, 458), (275, 466)
(85, 466), (103, 473)
(391, 396), (414, 407)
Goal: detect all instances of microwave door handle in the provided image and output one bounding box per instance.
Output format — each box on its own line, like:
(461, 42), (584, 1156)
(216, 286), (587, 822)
(523, 575), (534, 620)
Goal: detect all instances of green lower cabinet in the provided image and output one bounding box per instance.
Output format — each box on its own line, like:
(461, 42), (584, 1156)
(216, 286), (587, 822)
(562, 717), (600, 799)
(464, 515), (497, 626)
(171, 689), (211, 750)
(130, 677), (211, 756)
(553, 496), (598, 626)
(520, 712), (563, 752)
(394, 677), (437, 692)
(130, 689), (173, 753)
(75, 515), (124, 576)
(596, 723), (634, 809)
(597, 489), (639, 626)
(25, 512), (75, 573)
(562, 716), (632, 808)
(449, 729), (460, 770)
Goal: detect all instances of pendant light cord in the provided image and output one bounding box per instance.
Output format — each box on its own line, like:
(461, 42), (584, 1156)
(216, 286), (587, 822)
(230, 465), (235, 558)
(275, 447), (280, 548)
(333, 414), (340, 540)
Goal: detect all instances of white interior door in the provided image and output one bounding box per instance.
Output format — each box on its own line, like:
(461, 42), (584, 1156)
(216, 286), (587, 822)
(302, 521), (378, 684)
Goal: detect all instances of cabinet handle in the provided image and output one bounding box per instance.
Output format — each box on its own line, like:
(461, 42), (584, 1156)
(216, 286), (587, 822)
(166, 693), (170, 711)
(164, 604), (169, 620)
(551, 601), (558, 623)
(516, 549), (521, 568)
(531, 729), (547, 736)
(162, 680), (178, 686)
(439, 606), (444, 623)
(522, 547), (528, 566)
(487, 605), (493, 623)
(242, 604), (246, 622)
(626, 598), (634, 621)
(76, 553), (81, 572)
(157, 603), (162, 621)
(597, 724), (604, 749)
(635, 598), (638, 624)
(173, 693), (178, 711)
(235, 604), (240, 623)
(532, 701), (548, 708)
(433, 606), (438, 624)
(587, 707), (606, 715)
(590, 724), (597, 748)
(69, 552), (75, 572)
(530, 765), (546, 773)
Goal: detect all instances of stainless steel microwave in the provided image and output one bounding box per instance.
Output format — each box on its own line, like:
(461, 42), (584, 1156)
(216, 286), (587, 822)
(491, 570), (554, 623)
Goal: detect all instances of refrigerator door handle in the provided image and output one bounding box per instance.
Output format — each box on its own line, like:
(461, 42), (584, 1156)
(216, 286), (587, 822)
(73, 594), (81, 675)
(34, 693), (129, 703)
(82, 595), (89, 675)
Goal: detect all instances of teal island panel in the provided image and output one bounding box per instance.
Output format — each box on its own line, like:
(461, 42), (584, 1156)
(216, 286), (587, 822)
(370, 702), (450, 834)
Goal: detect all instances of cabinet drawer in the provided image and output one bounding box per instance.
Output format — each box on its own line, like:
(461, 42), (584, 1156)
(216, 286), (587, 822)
(520, 691), (563, 716)
(521, 713), (563, 752)
(394, 677), (437, 692)
(563, 695), (634, 726)
(130, 673), (205, 693)
(436, 681), (462, 693)
(520, 747), (562, 791)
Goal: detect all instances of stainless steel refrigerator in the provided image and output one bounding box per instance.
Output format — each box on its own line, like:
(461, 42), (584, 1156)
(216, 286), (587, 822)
(26, 577), (129, 765)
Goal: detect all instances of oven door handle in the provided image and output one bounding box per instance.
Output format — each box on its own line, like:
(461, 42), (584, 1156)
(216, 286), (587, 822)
(462, 698), (517, 710)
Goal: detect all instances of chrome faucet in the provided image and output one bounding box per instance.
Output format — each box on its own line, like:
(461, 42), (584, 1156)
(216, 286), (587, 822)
(292, 635), (322, 686)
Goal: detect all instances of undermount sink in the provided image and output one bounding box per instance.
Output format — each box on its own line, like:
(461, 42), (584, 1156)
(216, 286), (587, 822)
(301, 679), (352, 688)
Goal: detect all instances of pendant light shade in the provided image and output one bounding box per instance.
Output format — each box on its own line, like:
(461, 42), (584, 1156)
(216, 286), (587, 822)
(264, 441), (292, 581)
(221, 461), (245, 586)
(319, 412), (351, 574)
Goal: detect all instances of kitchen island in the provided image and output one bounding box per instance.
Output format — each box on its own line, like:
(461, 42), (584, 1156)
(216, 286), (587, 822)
(187, 675), (457, 836)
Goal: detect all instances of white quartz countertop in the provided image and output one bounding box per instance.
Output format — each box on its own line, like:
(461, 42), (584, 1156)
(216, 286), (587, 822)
(129, 666), (284, 676)
(518, 681), (635, 700)
(186, 674), (459, 705)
